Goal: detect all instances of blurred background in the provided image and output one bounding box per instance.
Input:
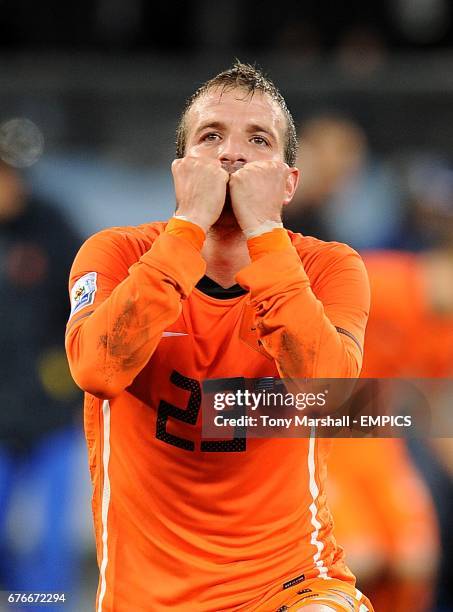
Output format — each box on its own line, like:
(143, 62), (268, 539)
(1, 0), (453, 610)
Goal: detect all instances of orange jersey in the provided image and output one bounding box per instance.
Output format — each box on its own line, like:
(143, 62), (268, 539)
(328, 251), (442, 582)
(327, 438), (439, 569)
(361, 251), (453, 378)
(65, 222), (370, 611)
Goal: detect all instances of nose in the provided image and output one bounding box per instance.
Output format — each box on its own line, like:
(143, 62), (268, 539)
(218, 134), (247, 170)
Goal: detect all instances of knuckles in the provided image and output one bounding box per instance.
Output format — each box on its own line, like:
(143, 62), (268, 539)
(230, 160), (288, 185)
(172, 158), (288, 189)
(172, 157), (228, 180)
(239, 160), (287, 173)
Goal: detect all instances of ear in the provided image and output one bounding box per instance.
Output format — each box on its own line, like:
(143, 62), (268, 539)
(283, 166), (300, 205)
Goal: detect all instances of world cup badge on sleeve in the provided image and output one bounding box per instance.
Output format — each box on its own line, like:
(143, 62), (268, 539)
(70, 271), (97, 317)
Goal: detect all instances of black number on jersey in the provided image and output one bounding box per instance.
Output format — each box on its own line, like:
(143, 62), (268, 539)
(155, 370), (246, 452)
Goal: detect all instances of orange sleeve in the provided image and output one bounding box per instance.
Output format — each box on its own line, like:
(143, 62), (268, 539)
(65, 225), (206, 399)
(235, 235), (370, 378)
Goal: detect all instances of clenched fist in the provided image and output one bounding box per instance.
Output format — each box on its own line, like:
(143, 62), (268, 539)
(172, 157), (229, 232)
(228, 161), (298, 232)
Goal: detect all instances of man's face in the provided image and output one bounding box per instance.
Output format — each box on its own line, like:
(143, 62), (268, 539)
(183, 87), (289, 226)
(184, 87), (288, 171)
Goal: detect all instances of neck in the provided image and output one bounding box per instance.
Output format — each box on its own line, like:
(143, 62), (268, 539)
(202, 224), (250, 288)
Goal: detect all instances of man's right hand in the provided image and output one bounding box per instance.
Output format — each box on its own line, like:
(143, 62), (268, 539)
(171, 157), (229, 232)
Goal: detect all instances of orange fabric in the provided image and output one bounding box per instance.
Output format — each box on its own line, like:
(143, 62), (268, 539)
(165, 216), (206, 251)
(361, 251), (453, 378)
(328, 438), (439, 569)
(327, 252), (443, 576)
(65, 224), (370, 611)
(247, 227), (293, 261)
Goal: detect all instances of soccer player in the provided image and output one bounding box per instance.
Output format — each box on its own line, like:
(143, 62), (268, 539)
(65, 62), (373, 611)
(327, 246), (453, 611)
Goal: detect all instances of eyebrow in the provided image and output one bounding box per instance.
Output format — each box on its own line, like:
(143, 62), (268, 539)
(247, 123), (277, 141)
(193, 120), (278, 142)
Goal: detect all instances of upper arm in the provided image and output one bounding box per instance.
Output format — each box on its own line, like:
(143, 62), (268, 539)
(66, 230), (132, 333)
(312, 246), (371, 373)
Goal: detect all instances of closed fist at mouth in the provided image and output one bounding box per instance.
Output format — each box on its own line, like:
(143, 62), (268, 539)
(172, 156), (229, 232)
(228, 160), (298, 232)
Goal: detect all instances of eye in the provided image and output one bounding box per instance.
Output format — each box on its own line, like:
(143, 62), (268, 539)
(201, 132), (221, 142)
(251, 135), (269, 146)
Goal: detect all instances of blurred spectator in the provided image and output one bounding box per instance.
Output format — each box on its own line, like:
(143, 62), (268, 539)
(0, 160), (90, 609)
(0, 160), (81, 450)
(360, 157), (453, 611)
(341, 244), (453, 611)
(324, 223), (448, 612)
(326, 155), (453, 610)
(328, 437), (439, 612)
(287, 126), (453, 609)
(403, 154), (453, 250)
(285, 115), (404, 249)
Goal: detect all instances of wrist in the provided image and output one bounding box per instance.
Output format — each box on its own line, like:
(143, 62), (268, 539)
(247, 228), (292, 261)
(173, 214), (210, 233)
(242, 220), (284, 239)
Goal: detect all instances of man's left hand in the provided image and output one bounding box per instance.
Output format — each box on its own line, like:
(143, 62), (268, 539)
(228, 161), (295, 232)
